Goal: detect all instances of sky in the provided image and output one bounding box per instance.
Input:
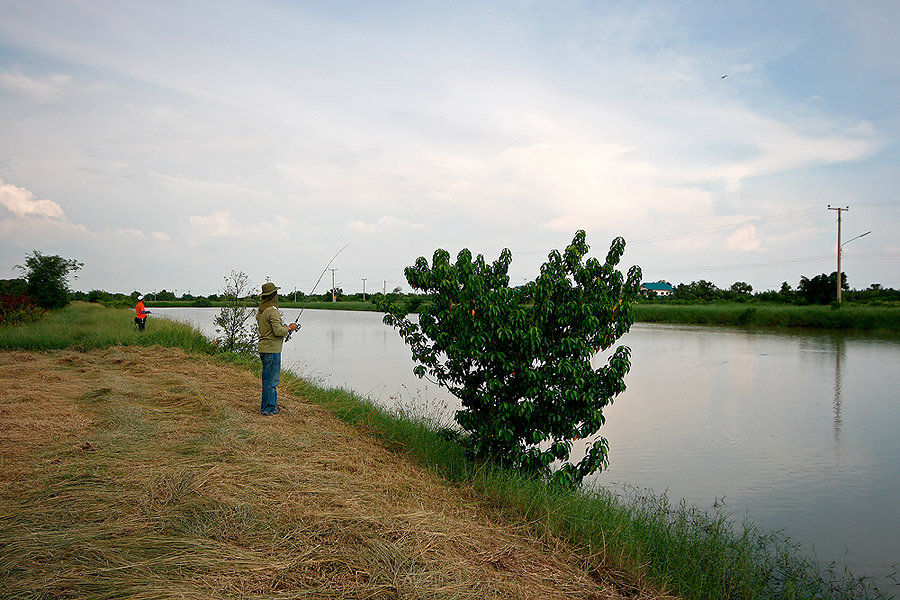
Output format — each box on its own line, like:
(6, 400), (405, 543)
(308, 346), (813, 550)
(1, 0), (899, 297)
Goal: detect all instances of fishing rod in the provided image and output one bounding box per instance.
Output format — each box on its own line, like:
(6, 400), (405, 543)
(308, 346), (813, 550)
(284, 244), (348, 342)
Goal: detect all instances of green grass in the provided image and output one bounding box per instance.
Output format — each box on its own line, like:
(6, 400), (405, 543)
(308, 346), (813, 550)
(1, 302), (893, 599)
(634, 303), (900, 331)
(0, 302), (217, 353)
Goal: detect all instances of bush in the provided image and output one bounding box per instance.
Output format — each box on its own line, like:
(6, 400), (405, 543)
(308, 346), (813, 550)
(378, 230), (642, 487)
(0, 293), (46, 327)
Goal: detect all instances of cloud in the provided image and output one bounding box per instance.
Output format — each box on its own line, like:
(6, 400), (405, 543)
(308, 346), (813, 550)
(0, 71), (73, 104)
(0, 178), (66, 218)
(348, 216), (424, 233)
(111, 228), (171, 242)
(188, 211), (293, 241)
(726, 225), (761, 251)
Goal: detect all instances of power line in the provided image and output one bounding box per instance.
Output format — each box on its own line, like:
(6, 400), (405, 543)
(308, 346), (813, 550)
(630, 207), (822, 245)
(648, 252), (899, 276)
(655, 254), (834, 274)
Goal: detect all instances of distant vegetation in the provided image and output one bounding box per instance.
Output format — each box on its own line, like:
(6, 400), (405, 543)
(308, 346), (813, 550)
(3, 247), (897, 335)
(642, 272), (899, 306)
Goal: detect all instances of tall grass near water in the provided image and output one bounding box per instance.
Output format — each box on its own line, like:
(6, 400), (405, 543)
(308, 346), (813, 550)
(287, 378), (893, 600)
(0, 302), (217, 353)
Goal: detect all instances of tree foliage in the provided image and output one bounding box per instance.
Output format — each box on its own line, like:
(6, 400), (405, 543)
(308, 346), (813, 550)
(214, 270), (257, 353)
(15, 250), (83, 309)
(798, 272), (847, 305)
(377, 230), (642, 487)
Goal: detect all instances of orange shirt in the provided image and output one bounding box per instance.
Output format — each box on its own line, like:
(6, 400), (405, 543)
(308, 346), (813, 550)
(136, 301), (147, 318)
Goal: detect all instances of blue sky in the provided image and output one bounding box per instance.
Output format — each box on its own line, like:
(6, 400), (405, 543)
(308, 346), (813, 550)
(2, 0), (898, 296)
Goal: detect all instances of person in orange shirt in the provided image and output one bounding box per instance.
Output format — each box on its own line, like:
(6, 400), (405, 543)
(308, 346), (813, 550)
(135, 295), (151, 331)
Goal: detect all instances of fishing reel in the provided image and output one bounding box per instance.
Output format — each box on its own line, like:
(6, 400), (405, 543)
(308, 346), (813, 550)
(284, 321), (301, 342)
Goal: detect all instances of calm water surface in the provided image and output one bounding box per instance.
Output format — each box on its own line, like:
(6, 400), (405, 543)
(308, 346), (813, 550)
(155, 307), (900, 589)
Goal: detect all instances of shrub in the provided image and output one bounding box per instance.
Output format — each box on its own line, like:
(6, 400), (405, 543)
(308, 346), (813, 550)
(0, 293), (46, 327)
(378, 230), (642, 487)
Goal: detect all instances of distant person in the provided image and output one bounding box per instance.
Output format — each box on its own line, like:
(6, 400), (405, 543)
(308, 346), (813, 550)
(256, 282), (298, 416)
(135, 295), (151, 331)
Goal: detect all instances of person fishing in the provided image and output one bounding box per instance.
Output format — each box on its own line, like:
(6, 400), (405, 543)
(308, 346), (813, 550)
(134, 295), (151, 331)
(256, 282), (298, 416)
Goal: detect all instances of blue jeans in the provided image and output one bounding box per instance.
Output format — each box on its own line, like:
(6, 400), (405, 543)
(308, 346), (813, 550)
(260, 352), (281, 414)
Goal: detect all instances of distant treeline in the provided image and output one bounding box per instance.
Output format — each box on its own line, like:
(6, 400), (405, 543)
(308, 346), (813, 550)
(644, 272), (900, 306)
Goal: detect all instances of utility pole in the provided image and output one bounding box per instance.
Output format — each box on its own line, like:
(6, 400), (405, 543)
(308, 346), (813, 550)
(828, 205), (848, 304)
(362, 278), (367, 301)
(329, 268), (337, 302)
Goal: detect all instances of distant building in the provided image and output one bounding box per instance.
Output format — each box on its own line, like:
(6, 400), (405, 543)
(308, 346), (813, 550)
(641, 282), (674, 297)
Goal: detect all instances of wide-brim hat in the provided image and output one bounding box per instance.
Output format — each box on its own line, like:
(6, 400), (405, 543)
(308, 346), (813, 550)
(137, 295), (144, 301)
(261, 282), (280, 298)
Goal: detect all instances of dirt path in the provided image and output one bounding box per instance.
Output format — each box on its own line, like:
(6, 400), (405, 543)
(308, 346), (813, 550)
(0, 347), (670, 599)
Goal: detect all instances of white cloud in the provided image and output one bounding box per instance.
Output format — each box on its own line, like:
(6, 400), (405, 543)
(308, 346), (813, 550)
(0, 71), (72, 103)
(726, 225), (761, 251)
(188, 211), (293, 241)
(348, 216), (424, 233)
(189, 211), (241, 237)
(0, 178), (66, 218)
(110, 228), (169, 242)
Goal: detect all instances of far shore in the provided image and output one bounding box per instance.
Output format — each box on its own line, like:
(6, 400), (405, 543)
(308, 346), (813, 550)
(144, 300), (900, 332)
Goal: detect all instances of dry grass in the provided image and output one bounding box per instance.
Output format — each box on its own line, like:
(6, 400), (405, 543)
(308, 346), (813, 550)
(0, 346), (671, 599)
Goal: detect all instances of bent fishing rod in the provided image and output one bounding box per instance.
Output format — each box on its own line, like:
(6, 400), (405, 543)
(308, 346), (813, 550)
(284, 244), (348, 342)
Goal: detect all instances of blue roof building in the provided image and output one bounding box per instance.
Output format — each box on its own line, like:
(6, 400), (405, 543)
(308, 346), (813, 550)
(641, 282), (675, 296)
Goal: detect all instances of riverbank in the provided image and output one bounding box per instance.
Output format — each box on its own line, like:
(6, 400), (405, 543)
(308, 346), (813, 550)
(0, 304), (892, 599)
(0, 346), (650, 599)
(633, 302), (900, 330)
(143, 300), (900, 332)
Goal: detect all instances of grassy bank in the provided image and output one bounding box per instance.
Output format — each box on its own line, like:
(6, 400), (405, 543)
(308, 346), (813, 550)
(634, 302), (900, 331)
(0, 302), (217, 353)
(145, 299), (900, 332)
(0, 303), (892, 599)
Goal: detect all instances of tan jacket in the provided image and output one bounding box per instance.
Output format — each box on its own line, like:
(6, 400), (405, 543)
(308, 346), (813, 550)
(257, 305), (290, 353)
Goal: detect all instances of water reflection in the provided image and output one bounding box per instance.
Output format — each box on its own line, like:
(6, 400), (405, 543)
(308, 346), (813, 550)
(833, 336), (844, 443)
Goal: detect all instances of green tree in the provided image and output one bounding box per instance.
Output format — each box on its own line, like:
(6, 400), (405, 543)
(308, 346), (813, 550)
(377, 230), (642, 487)
(798, 272), (847, 305)
(15, 250), (83, 309)
(214, 270), (257, 353)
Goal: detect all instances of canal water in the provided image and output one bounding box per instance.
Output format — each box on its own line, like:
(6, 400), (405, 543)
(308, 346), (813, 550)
(154, 307), (900, 589)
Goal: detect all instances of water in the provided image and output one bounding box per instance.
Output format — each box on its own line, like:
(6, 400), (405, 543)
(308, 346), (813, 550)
(154, 307), (900, 589)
